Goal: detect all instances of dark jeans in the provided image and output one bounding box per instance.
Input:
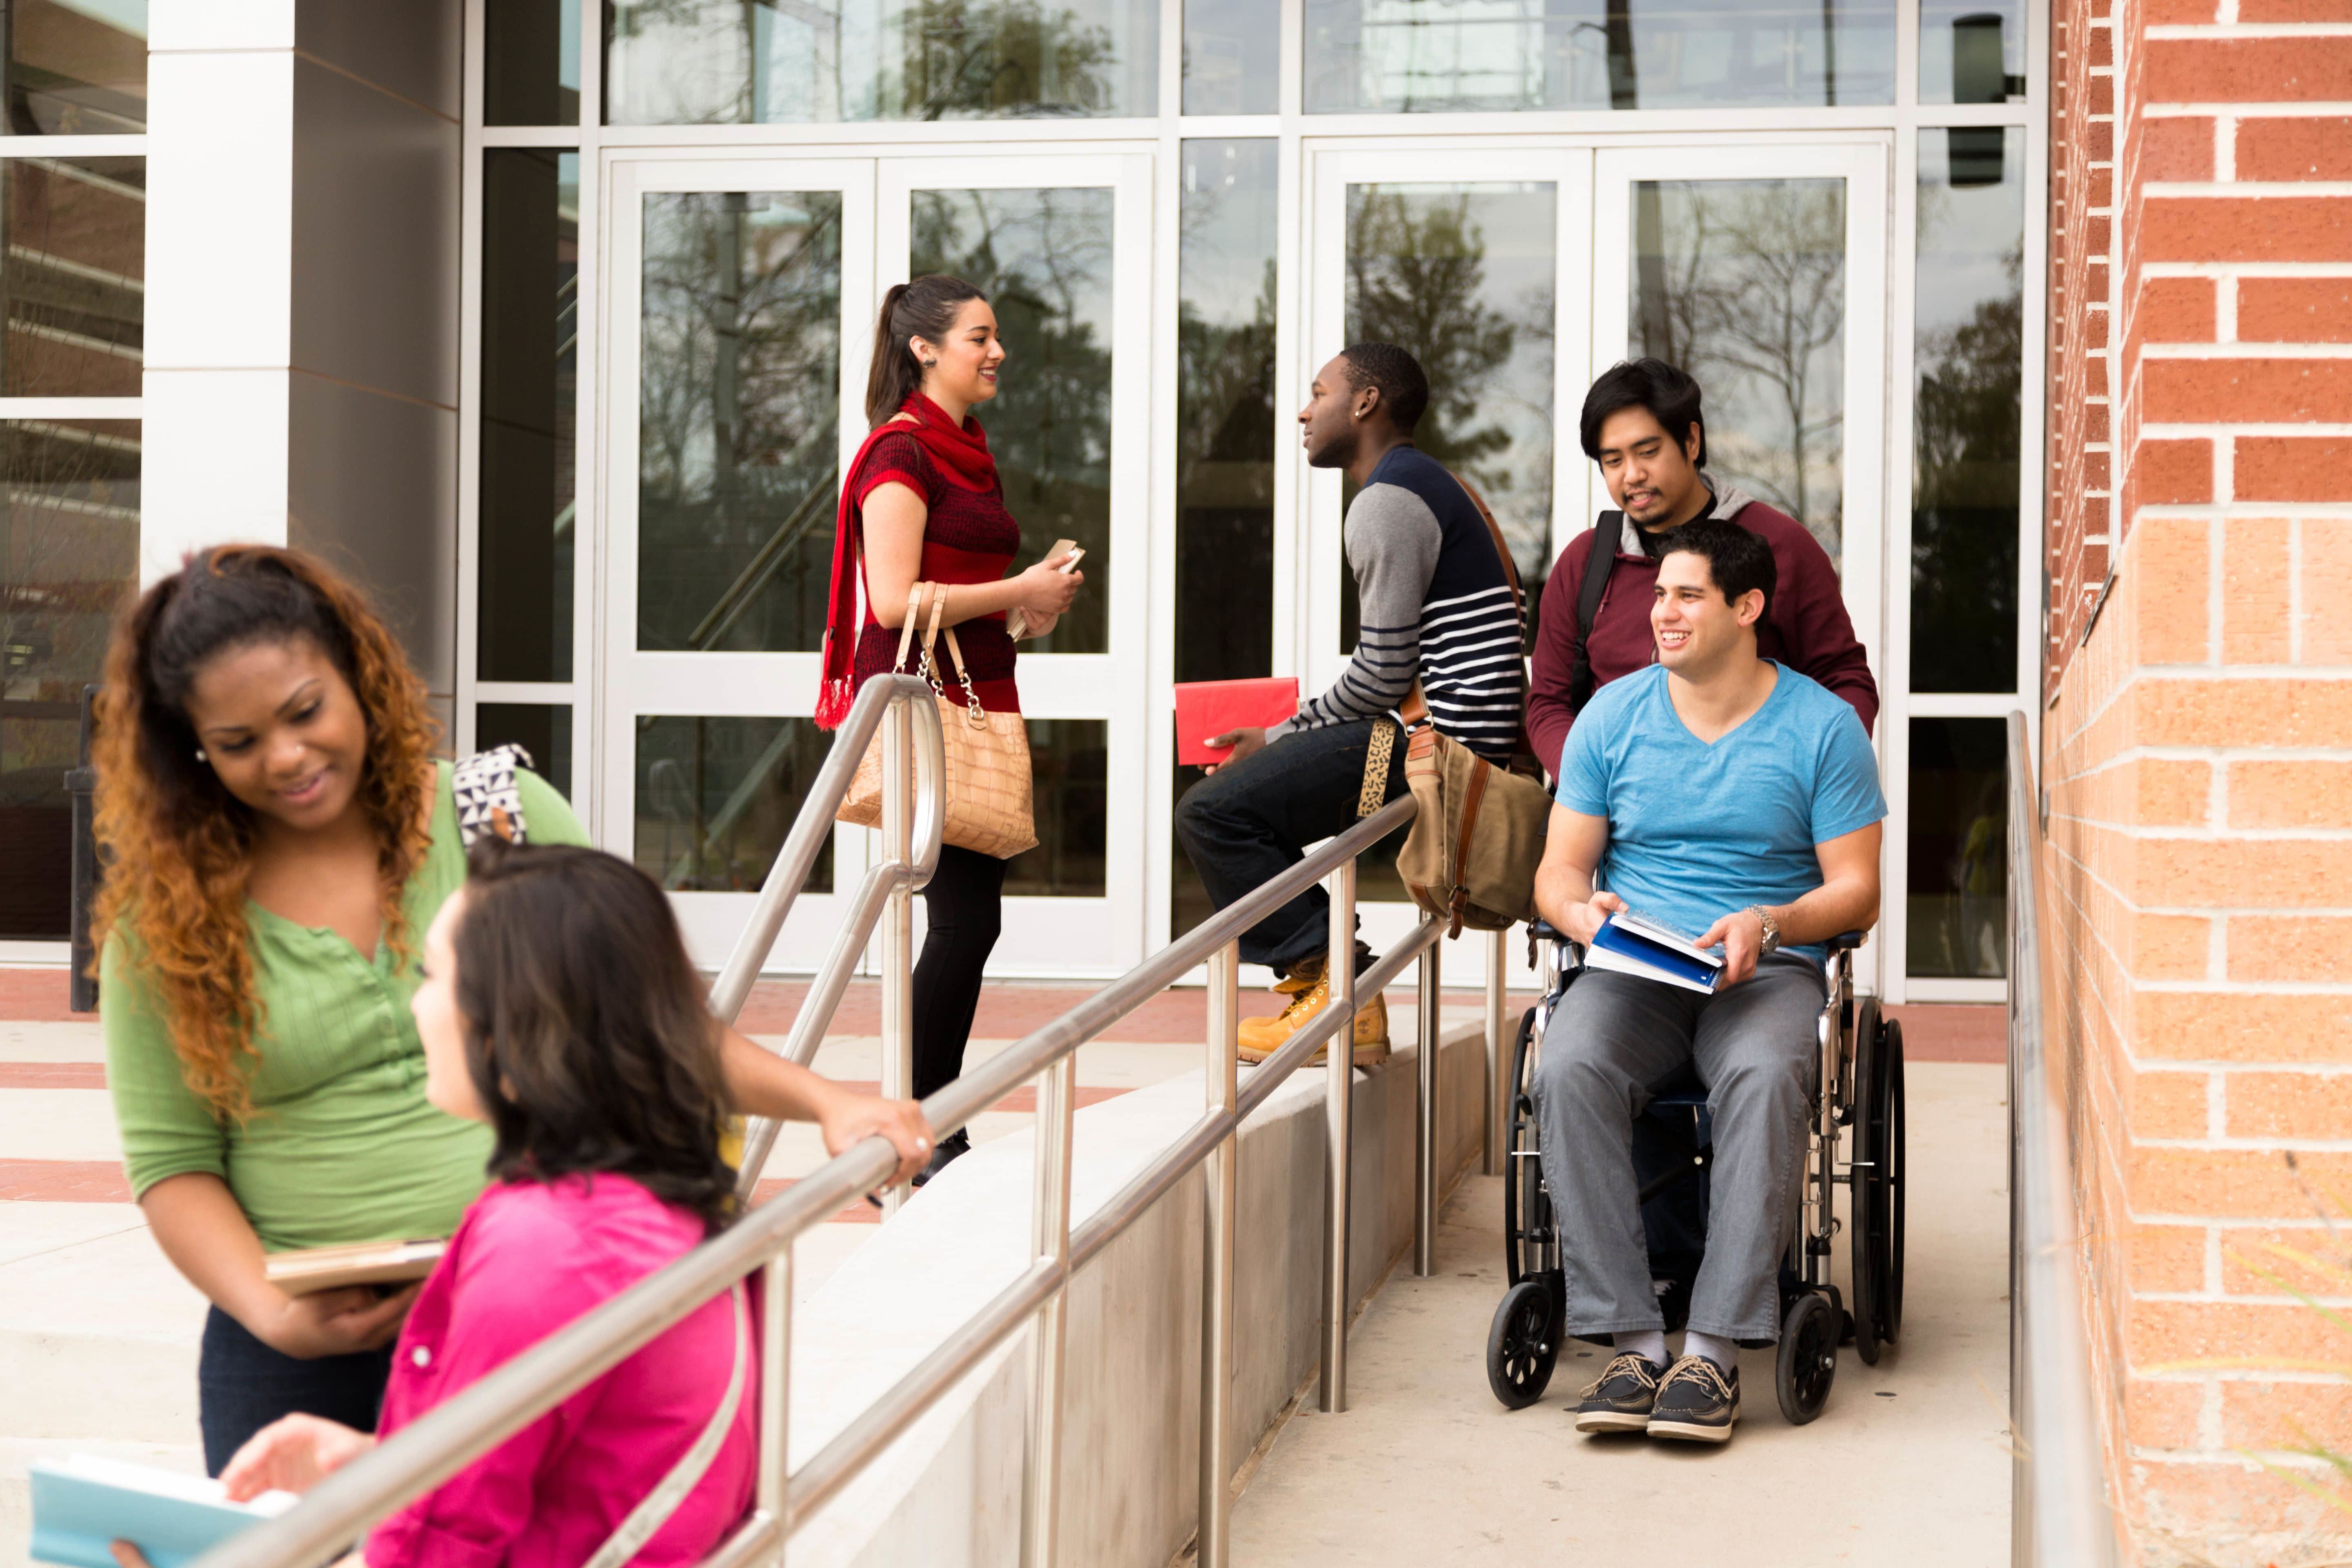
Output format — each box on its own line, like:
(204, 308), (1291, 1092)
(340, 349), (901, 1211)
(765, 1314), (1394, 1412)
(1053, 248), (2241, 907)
(198, 1305), (393, 1476)
(1172, 719), (1408, 976)
(913, 843), (1007, 1103)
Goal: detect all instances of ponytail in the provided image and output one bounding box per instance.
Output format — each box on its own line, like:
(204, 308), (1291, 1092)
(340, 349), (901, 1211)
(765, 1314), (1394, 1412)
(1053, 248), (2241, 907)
(864, 274), (987, 427)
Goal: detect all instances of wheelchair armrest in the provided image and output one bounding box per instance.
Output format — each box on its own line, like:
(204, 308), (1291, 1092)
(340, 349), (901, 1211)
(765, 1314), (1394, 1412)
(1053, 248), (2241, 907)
(1531, 918), (1566, 944)
(1824, 930), (1869, 953)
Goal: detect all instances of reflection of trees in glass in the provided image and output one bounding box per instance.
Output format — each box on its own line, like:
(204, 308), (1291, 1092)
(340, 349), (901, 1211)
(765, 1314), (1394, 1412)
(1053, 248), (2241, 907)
(1345, 185), (1555, 624)
(604, 0), (1145, 124)
(913, 186), (1114, 653)
(1175, 258), (1276, 682)
(1911, 248), (2022, 693)
(0, 420), (138, 938)
(637, 192), (842, 653)
(1634, 180), (1845, 559)
(634, 716), (835, 893)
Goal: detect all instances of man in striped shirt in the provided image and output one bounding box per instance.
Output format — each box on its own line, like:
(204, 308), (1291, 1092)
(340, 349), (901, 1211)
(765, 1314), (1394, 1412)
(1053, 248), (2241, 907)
(1176, 342), (1526, 1062)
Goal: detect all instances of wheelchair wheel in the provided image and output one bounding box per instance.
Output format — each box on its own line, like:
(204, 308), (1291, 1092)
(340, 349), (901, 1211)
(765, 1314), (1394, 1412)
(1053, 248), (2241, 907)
(1850, 1007), (1906, 1363)
(1775, 1292), (1838, 1425)
(1486, 1278), (1560, 1409)
(1502, 1006), (1549, 1285)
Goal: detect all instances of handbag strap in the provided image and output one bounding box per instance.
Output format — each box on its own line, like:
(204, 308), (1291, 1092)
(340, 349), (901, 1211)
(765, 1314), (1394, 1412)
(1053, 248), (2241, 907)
(911, 583), (988, 730)
(578, 1281), (751, 1568)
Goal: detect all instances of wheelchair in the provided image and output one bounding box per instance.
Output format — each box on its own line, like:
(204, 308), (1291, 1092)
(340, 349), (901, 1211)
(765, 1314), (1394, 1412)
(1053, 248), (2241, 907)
(1484, 921), (1906, 1425)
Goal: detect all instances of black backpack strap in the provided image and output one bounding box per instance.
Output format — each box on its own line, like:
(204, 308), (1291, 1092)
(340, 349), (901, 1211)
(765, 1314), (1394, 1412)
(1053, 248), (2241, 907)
(1567, 511), (1624, 714)
(453, 743), (534, 848)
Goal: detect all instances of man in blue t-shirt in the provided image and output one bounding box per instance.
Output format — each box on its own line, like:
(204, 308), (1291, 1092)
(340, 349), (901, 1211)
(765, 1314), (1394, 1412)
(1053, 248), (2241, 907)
(1532, 517), (1886, 1447)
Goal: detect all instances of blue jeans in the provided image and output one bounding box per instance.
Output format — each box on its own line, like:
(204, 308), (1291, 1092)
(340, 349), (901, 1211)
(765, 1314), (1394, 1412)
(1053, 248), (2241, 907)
(1172, 719), (1407, 976)
(198, 1305), (392, 1475)
(1532, 955), (1826, 1343)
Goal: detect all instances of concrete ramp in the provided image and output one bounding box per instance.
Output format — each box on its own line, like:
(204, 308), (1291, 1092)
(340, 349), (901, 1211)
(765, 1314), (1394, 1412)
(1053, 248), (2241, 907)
(1231, 1062), (2012, 1566)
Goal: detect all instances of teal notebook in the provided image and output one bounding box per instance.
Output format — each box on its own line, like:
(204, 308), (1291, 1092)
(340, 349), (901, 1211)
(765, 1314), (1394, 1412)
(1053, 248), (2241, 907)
(29, 1455), (297, 1568)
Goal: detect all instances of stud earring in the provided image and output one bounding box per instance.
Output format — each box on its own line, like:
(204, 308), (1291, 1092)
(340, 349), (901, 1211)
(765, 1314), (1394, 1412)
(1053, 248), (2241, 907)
(194, 748), (207, 762)
(920, 357), (936, 368)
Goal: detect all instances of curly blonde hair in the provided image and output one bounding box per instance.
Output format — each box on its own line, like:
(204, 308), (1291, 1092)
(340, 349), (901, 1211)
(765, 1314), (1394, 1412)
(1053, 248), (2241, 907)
(91, 546), (440, 1118)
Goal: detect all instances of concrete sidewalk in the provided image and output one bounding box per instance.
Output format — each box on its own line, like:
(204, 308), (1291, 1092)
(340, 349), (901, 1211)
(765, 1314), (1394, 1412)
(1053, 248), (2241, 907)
(1231, 1062), (2012, 1566)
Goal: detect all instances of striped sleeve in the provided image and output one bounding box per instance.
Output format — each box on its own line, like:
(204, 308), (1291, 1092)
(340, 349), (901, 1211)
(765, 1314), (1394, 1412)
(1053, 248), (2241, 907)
(1274, 484), (1441, 737)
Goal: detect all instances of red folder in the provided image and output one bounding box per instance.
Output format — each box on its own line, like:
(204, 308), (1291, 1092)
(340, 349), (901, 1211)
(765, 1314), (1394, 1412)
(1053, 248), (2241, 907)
(1175, 678), (1300, 766)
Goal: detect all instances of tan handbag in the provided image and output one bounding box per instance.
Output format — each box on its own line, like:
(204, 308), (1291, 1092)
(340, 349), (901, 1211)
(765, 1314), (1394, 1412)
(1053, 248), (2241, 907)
(838, 583), (1038, 860)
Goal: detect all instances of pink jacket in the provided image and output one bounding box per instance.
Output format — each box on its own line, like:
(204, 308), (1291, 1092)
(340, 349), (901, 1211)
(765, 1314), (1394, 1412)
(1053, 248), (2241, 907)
(366, 1174), (757, 1568)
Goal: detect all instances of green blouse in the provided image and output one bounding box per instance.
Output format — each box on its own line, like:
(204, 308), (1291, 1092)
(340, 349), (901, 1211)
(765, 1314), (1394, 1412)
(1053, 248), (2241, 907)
(102, 763), (588, 1254)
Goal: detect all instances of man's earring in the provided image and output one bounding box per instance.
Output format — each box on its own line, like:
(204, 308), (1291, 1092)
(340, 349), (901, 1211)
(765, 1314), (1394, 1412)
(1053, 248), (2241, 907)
(194, 749), (207, 763)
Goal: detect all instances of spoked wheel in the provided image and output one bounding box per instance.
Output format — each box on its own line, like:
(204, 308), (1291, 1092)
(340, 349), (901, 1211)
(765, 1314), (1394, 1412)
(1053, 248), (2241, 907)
(1486, 1278), (1561, 1409)
(1501, 1006), (1551, 1285)
(1851, 1007), (1906, 1363)
(1776, 1292), (1838, 1425)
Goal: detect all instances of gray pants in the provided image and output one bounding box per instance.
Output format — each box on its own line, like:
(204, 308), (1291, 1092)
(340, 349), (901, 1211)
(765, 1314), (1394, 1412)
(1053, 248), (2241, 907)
(1532, 954), (1826, 1343)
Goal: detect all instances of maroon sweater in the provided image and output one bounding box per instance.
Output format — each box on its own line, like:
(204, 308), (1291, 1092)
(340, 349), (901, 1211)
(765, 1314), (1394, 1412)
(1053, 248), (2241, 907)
(1527, 491), (1880, 776)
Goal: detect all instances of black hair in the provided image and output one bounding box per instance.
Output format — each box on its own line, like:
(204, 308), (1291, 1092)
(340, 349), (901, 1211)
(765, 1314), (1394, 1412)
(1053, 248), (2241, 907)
(452, 840), (737, 1234)
(1580, 358), (1708, 469)
(1655, 517), (1776, 624)
(1338, 341), (1429, 434)
(865, 274), (988, 427)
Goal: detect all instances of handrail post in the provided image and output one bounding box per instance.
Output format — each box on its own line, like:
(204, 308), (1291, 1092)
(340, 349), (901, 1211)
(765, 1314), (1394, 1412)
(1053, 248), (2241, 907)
(1319, 859), (1357, 1414)
(759, 1247), (792, 1565)
(878, 696), (915, 1220)
(1197, 941), (1240, 1568)
(1022, 1049), (1078, 1567)
(1483, 932), (1507, 1176)
(1414, 936), (1440, 1278)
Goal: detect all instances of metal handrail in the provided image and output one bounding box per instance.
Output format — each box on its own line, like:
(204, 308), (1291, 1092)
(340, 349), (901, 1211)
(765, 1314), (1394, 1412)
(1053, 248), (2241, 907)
(198, 720), (1499, 1568)
(2006, 710), (2120, 1566)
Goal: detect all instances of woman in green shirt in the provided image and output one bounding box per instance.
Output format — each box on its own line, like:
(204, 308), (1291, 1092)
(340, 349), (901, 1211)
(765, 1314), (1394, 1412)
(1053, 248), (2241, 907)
(95, 545), (931, 1474)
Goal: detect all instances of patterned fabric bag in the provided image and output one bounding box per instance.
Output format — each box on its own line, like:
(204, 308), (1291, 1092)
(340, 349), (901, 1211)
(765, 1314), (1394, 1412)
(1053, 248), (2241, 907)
(452, 744), (533, 847)
(838, 583), (1038, 859)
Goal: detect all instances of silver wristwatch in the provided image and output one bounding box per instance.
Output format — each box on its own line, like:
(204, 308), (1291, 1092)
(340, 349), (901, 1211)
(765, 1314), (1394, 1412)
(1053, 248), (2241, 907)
(1747, 906), (1783, 954)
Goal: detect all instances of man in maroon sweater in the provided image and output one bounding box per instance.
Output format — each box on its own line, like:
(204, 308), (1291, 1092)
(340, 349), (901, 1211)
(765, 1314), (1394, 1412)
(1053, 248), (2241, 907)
(1528, 359), (1879, 776)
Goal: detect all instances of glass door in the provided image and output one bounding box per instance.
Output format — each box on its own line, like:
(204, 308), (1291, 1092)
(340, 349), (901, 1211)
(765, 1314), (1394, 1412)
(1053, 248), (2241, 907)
(599, 154), (878, 967)
(876, 154), (1154, 976)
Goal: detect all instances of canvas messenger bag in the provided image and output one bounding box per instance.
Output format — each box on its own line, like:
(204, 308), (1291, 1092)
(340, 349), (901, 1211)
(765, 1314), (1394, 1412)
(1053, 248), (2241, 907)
(1389, 474), (1552, 936)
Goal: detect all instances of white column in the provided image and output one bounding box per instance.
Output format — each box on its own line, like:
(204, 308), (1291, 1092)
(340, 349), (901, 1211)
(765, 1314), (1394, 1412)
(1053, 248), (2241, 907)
(140, 1), (298, 582)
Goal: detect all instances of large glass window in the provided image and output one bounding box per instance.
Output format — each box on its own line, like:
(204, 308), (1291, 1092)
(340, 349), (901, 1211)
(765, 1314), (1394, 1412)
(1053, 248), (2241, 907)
(486, 0), (583, 125)
(1010, 719), (1107, 897)
(1908, 717), (2007, 980)
(637, 188), (844, 655)
(1172, 138), (1277, 936)
(2, 156), (143, 398)
(634, 716), (835, 893)
(1341, 180), (1556, 650)
(479, 149), (578, 682)
(1631, 178), (1848, 566)
(1183, 0), (1277, 115)
(604, 0), (1158, 125)
(0, 418), (137, 941)
(911, 184), (1115, 654)
(1912, 128), (2023, 693)
(1305, 0), (1895, 115)
(4, 0), (145, 135)
(476, 703), (573, 800)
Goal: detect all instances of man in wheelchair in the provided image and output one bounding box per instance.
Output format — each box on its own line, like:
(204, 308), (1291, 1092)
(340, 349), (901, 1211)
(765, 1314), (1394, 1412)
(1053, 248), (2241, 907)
(1531, 518), (1884, 1444)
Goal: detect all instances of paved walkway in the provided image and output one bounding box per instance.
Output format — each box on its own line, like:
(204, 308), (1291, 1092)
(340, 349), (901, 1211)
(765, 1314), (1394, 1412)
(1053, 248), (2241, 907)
(1230, 1061), (2012, 1566)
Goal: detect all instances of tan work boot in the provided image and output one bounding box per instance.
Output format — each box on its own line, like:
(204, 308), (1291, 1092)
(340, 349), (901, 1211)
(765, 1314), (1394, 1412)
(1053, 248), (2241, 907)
(1236, 952), (1391, 1067)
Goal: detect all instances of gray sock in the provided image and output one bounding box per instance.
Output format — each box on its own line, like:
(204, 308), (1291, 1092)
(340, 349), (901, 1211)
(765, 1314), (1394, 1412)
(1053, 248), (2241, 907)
(1617, 1330), (1669, 1367)
(1682, 1330), (1738, 1372)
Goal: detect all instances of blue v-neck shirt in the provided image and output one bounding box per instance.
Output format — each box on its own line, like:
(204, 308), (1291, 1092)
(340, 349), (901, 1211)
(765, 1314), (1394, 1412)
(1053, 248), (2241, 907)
(1556, 662), (1886, 965)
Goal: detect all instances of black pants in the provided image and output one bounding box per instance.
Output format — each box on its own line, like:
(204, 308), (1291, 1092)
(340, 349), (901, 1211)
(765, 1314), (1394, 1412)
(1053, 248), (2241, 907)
(1172, 719), (1408, 976)
(913, 843), (1007, 1102)
(198, 1305), (393, 1476)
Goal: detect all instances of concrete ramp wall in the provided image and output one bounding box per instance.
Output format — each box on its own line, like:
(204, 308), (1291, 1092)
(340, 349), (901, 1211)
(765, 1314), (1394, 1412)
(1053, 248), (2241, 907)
(785, 1020), (1490, 1567)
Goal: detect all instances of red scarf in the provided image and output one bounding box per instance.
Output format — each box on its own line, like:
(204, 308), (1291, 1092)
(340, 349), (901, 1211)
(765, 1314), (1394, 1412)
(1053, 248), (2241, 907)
(815, 394), (999, 729)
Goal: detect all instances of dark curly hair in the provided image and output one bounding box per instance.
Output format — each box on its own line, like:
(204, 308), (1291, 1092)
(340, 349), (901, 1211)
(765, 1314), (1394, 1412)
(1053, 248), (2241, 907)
(1338, 341), (1429, 433)
(1655, 516), (1778, 623)
(450, 841), (737, 1234)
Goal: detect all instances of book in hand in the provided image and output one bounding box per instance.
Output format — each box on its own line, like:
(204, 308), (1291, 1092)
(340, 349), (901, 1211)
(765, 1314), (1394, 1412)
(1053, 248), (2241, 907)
(1174, 678), (1301, 766)
(29, 1455), (296, 1567)
(1583, 910), (1727, 994)
(263, 1237), (445, 1296)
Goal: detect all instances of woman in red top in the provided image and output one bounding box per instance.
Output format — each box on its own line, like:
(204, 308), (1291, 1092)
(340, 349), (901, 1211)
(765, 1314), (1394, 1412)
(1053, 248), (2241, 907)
(816, 274), (1084, 1184)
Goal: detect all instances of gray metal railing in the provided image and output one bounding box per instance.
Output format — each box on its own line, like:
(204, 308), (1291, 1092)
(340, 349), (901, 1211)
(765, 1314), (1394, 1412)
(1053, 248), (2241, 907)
(197, 686), (1504, 1568)
(2006, 710), (2120, 1567)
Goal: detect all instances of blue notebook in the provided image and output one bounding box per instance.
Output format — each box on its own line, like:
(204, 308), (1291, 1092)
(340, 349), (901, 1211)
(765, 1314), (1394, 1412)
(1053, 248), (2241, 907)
(1584, 910), (1726, 994)
(29, 1455), (296, 1568)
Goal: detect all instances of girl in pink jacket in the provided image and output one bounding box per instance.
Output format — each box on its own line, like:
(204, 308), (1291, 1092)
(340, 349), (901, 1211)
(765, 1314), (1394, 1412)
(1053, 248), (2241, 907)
(211, 843), (773, 1567)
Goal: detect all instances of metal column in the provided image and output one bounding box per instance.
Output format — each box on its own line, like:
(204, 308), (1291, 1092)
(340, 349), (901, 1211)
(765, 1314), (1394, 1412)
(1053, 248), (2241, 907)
(1484, 932), (1508, 1176)
(1021, 1050), (1078, 1566)
(1414, 938), (1441, 1277)
(878, 701), (914, 1219)
(1319, 861), (1357, 1414)
(1196, 942), (1240, 1568)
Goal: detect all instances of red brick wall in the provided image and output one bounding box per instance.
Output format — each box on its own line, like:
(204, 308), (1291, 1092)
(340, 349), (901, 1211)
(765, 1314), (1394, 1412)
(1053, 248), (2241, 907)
(2046, 1), (2352, 1561)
